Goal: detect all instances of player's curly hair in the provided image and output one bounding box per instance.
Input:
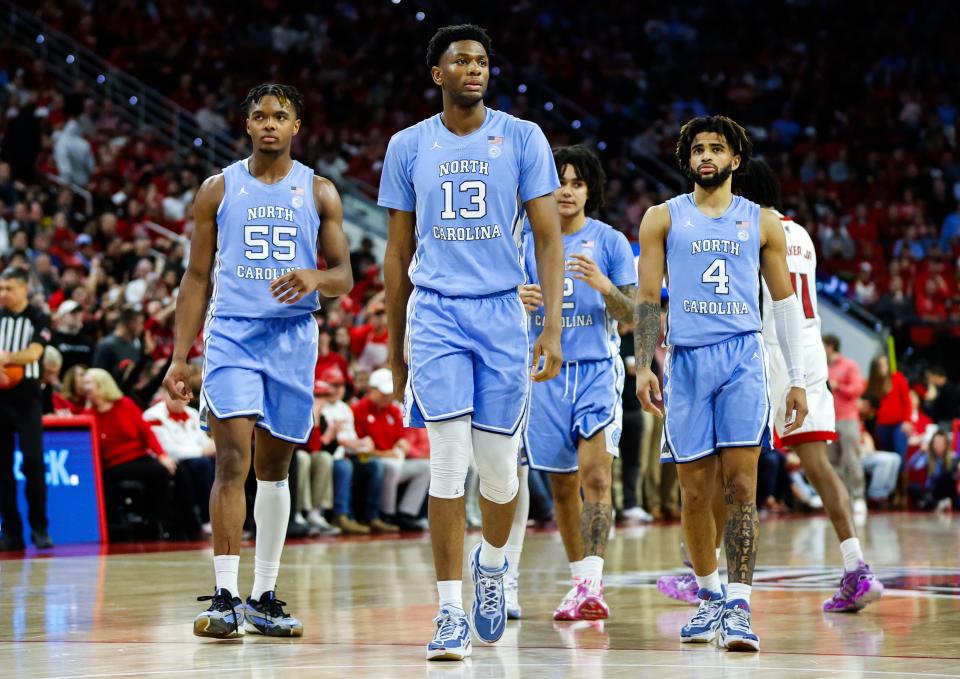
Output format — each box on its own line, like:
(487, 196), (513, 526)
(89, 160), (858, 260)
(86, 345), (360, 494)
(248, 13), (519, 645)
(674, 115), (752, 173)
(733, 158), (782, 211)
(553, 145), (606, 214)
(241, 83), (303, 119)
(426, 24), (492, 68)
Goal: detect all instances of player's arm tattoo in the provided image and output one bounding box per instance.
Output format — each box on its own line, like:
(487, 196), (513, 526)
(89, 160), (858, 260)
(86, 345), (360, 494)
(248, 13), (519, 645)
(603, 284), (637, 324)
(633, 301), (660, 369)
(580, 501), (612, 557)
(723, 477), (760, 584)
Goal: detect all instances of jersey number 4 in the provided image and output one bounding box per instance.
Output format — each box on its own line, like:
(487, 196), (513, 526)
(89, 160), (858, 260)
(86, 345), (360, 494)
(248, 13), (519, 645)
(244, 225), (297, 261)
(701, 258), (729, 294)
(440, 180), (487, 219)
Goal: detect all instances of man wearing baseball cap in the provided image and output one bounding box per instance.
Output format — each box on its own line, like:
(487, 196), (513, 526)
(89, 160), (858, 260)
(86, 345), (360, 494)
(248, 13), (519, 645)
(50, 299), (94, 376)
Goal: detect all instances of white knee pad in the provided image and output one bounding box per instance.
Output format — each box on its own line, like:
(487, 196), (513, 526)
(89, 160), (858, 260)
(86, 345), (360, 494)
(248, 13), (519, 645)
(426, 416), (473, 499)
(473, 428), (521, 504)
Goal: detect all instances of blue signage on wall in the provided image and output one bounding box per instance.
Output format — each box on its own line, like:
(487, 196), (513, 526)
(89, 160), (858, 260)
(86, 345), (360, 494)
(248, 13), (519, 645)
(8, 426), (106, 545)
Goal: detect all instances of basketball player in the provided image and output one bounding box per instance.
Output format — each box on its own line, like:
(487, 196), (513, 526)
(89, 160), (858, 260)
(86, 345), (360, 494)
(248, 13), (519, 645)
(635, 116), (808, 652)
(163, 84), (353, 639)
(509, 145), (635, 622)
(656, 160), (883, 614)
(379, 24), (564, 661)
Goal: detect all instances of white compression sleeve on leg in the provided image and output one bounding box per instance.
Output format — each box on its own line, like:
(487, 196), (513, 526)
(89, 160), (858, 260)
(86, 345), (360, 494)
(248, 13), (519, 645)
(771, 295), (806, 387)
(472, 428), (521, 504)
(252, 477), (290, 600)
(425, 416), (473, 499)
(505, 465), (529, 579)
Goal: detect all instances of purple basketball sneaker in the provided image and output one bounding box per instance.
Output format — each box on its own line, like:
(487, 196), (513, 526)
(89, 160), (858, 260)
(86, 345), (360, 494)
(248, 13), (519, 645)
(657, 572), (700, 605)
(823, 561), (884, 613)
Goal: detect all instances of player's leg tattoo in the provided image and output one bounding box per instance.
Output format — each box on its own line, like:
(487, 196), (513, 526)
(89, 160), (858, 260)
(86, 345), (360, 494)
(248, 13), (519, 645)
(723, 476), (759, 584)
(580, 501), (611, 557)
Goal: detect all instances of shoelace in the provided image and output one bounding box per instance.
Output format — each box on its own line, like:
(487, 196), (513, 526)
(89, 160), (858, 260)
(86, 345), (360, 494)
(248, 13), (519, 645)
(478, 572), (505, 616)
(433, 611), (465, 642)
(724, 606), (753, 634)
(259, 595), (290, 619)
(833, 570), (862, 601)
(688, 598), (722, 627)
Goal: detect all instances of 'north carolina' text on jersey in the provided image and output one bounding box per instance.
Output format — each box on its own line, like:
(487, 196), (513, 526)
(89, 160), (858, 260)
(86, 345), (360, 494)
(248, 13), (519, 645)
(210, 159), (320, 318)
(378, 109), (559, 297)
(665, 193), (762, 347)
(523, 218), (637, 361)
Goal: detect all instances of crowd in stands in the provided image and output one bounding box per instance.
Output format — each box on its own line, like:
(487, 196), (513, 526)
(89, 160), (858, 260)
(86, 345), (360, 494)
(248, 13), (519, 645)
(1, 1), (959, 542)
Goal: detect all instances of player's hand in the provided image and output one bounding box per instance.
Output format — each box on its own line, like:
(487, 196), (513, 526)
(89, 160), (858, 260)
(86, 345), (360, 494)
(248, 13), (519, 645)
(635, 367), (663, 417)
(531, 325), (562, 382)
(163, 359), (192, 402)
(390, 359), (408, 403)
(519, 284), (543, 312)
(782, 386), (808, 436)
(567, 253), (613, 294)
(270, 269), (321, 305)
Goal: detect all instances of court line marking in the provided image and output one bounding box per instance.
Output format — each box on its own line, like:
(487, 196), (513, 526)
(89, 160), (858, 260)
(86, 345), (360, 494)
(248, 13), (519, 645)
(34, 661), (960, 679)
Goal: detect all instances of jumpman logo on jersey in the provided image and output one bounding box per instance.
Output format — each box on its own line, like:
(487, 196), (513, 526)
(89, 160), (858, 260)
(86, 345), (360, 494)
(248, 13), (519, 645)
(684, 219), (694, 228)
(431, 140), (442, 150)
(238, 186), (248, 196)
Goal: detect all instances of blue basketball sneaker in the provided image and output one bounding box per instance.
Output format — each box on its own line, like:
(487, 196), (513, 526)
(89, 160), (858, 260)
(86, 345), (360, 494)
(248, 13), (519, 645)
(718, 600), (760, 652)
(468, 543), (508, 644)
(244, 590), (304, 637)
(194, 588), (245, 638)
(426, 606), (472, 661)
(679, 588), (725, 643)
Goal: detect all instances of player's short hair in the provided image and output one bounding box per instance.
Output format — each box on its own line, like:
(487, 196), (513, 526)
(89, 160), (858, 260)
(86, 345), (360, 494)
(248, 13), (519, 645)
(553, 145), (606, 214)
(822, 334), (840, 351)
(426, 24), (492, 68)
(0, 266), (28, 283)
(241, 83), (303, 119)
(733, 158), (782, 211)
(675, 115), (753, 172)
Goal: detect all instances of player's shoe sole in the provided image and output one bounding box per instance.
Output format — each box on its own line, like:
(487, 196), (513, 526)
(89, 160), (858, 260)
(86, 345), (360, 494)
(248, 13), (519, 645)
(577, 597), (609, 621)
(243, 619), (303, 637)
(426, 642), (472, 661)
(193, 617), (245, 639)
(719, 629), (760, 652)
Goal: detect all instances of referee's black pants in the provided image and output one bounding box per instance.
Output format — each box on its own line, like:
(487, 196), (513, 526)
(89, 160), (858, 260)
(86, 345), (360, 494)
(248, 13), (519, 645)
(0, 381), (48, 537)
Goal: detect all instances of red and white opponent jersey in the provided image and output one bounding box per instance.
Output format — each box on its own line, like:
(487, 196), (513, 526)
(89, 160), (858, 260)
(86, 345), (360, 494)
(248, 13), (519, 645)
(761, 210), (821, 346)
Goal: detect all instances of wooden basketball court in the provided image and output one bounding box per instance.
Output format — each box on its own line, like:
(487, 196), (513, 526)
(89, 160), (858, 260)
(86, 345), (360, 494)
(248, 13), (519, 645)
(1, 512), (957, 678)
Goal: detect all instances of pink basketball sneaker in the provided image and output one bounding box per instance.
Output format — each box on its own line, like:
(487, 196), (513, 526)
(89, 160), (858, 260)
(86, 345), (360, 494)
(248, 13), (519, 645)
(576, 579), (610, 620)
(823, 561), (884, 613)
(553, 582), (583, 621)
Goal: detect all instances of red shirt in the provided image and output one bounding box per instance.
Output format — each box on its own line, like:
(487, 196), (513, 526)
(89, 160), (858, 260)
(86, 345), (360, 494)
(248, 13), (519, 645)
(349, 323), (388, 358)
(314, 350), (351, 383)
(402, 427), (430, 460)
(351, 396), (403, 452)
(86, 396), (169, 469)
(875, 371), (912, 426)
(828, 355), (864, 422)
(52, 392), (85, 415)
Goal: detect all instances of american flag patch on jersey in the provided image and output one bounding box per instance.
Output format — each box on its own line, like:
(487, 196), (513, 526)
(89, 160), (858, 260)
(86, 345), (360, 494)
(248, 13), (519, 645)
(488, 135), (504, 144)
(736, 219), (750, 228)
(291, 186), (305, 195)
(581, 239), (595, 247)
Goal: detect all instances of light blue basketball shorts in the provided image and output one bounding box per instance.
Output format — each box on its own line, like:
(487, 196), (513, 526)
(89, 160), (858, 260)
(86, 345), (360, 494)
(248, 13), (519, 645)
(523, 357), (624, 473)
(404, 286), (530, 435)
(660, 332), (771, 464)
(200, 314), (318, 444)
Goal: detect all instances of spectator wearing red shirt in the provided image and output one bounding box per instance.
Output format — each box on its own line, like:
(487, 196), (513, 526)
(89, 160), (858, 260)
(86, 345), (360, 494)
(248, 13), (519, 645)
(353, 369), (430, 531)
(314, 326), (351, 386)
(824, 335), (866, 508)
(866, 355), (911, 464)
(83, 368), (200, 539)
(349, 298), (388, 372)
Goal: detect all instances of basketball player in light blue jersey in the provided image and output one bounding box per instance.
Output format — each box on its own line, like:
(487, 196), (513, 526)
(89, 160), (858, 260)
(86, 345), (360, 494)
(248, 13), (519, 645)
(163, 84), (353, 639)
(634, 116), (808, 652)
(378, 25), (564, 661)
(508, 146), (635, 622)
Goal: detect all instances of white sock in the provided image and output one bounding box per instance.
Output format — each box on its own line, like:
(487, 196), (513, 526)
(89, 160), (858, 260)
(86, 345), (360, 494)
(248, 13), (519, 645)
(479, 538), (506, 571)
(840, 537), (864, 572)
(727, 582), (752, 605)
(570, 559), (588, 582)
(581, 555), (604, 582)
(438, 580), (463, 611)
(505, 467), (529, 580)
(695, 569), (722, 595)
(213, 554), (240, 598)
(251, 478), (290, 600)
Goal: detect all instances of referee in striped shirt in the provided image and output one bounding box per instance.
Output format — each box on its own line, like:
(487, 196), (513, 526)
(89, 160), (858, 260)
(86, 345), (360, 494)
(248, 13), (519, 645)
(0, 266), (53, 550)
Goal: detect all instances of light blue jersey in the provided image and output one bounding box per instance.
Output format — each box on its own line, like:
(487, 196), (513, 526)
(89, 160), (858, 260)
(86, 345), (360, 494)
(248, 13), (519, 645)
(211, 159), (320, 318)
(523, 218), (637, 362)
(664, 193), (762, 347)
(378, 108), (559, 297)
